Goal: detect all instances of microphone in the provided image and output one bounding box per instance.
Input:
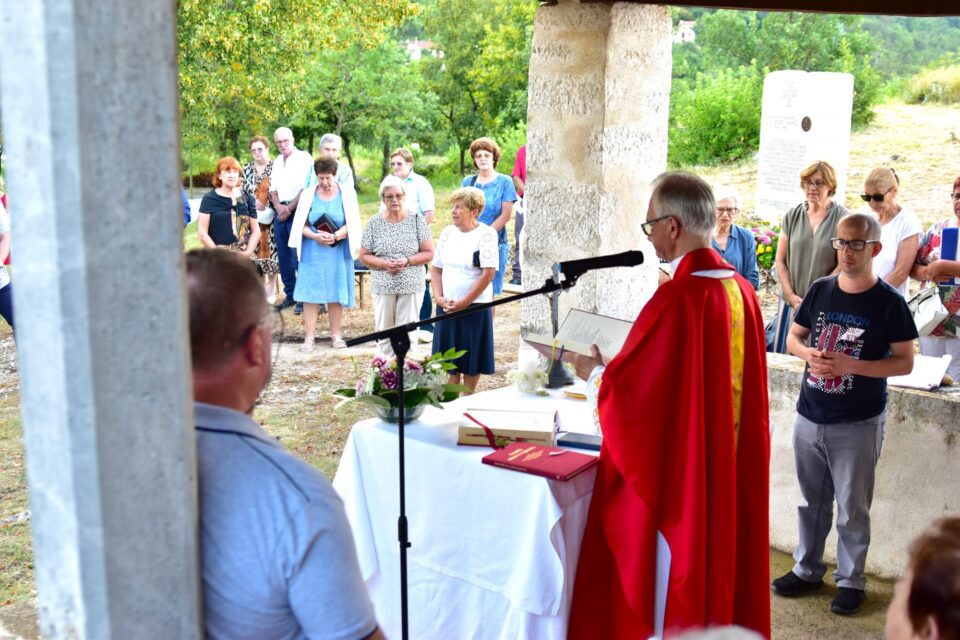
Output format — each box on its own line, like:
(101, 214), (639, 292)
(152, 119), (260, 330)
(556, 251), (644, 280)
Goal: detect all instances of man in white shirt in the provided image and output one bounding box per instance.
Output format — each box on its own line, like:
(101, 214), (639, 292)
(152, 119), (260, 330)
(319, 133), (355, 190)
(269, 127), (315, 313)
(391, 147), (437, 343)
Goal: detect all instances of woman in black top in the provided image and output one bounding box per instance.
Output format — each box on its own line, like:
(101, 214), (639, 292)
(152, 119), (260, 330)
(198, 156), (260, 258)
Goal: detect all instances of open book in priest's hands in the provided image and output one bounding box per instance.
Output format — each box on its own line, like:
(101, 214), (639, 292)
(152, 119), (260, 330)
(523, 308), (633, 363)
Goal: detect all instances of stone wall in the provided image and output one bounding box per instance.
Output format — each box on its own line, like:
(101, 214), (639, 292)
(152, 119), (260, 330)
(767, 353), (960, 579)
(521, 0), (671, 335)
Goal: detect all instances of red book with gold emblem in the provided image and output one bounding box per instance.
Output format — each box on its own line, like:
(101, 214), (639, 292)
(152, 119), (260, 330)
(481, 442), (599, 481)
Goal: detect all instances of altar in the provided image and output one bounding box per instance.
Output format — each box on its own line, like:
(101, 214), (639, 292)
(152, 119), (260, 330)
(333, 386), (599, 639)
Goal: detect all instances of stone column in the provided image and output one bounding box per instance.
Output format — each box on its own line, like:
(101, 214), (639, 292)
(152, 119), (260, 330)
(0, 1), (201, 638)
(521, 0), (672, 335)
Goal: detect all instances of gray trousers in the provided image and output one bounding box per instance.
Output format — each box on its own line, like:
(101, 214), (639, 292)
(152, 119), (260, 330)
(791, 411), (885, 590)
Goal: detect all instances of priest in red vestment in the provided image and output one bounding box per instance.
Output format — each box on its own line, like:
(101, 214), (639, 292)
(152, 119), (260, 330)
(569, 172), (770, 639)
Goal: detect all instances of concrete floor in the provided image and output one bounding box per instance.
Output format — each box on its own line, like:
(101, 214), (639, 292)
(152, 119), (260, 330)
(0, 552), (894, 639)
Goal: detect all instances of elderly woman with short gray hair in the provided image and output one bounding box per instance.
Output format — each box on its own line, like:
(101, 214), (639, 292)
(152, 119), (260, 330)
(711, 186), (760, 290)
(359, 175), (435, 358)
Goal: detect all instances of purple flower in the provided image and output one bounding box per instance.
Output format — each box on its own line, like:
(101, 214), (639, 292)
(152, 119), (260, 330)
(766, 230), (776, 237)
(405, 359), (423, 372)
(752, 227), (760, 233)
(381, 369), (399, 390)
(371, 355), (387, 369)
(761, 236), (771, 245)
(355, 380), (365, 395)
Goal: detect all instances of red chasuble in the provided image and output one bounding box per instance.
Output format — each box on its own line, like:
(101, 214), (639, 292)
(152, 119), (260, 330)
(568, 248), (770, 639)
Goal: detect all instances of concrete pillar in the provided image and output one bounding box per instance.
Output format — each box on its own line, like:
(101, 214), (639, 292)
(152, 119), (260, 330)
(0, 1), (201, 638)
(521, 0), (671, 335)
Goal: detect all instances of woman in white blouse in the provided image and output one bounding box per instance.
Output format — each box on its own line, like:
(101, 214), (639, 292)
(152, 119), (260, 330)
(359, 176), (434, 358)
(861, 167), (921, 297)
(430, 187), (498, 393)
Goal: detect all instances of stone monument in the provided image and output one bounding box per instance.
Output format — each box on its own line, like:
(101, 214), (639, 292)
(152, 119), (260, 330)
(754, 70), (854, 222)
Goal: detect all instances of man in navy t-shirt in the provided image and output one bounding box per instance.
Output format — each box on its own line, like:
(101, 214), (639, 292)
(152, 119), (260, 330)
(772, 213), (917, 616)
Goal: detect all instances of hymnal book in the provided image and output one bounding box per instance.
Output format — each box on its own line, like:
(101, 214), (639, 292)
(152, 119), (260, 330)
(941, 227), (959, 285)
(524, 308), (633, 364)
(313, 214), (342, 246)
(482, 442), (599, 481)
(457, 409), (558, 448)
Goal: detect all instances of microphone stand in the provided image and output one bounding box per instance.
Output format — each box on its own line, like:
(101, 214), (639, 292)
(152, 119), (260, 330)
(346, 272), (587, 640)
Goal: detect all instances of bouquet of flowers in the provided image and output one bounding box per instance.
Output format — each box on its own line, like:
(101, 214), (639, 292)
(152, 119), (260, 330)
(751, 224), (780, 271)
(334, 348), (469, 410)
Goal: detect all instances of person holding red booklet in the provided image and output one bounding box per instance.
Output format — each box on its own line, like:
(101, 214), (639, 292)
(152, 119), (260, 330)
(570, 172), (771, 638)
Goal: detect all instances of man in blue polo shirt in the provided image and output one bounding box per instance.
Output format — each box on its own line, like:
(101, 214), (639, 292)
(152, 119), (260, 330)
(187, 249), (382, 639)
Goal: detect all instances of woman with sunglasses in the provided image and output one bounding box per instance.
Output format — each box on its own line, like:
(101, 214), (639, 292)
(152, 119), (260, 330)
(770, 160), (848, 353)
(861, 167), (921, 298)
(911, 175), (960, 381)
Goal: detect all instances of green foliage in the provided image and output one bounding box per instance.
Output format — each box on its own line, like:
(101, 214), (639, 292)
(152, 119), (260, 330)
(862, 16), (960, 78)
(669, 64), (763, 166)
(906, 65), (960, 104)
(421, 0), (536, 173)
(672, 11), (885, 165)
(177, 0), (416, 158)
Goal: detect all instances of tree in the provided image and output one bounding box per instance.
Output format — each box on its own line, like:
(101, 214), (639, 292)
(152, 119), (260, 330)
(177, 0), (416, 160)
(698, 11), (881, 126)
(420, 0), (536, 174)
(295, 40), (441, 185)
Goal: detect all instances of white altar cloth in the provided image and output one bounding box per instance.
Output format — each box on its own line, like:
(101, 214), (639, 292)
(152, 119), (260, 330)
(333, 386), (598, 639)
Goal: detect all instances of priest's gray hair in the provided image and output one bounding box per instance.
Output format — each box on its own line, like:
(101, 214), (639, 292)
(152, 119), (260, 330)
(650, 171), (716, 241)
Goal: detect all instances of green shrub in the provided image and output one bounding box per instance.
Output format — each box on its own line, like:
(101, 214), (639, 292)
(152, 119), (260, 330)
(905, 65), (960, 104)
(668, 64), (764, 166)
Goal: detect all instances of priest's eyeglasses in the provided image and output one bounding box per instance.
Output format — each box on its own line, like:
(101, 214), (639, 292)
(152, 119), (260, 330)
(830, 238), (878, 251)
(641, 215), (673, 236)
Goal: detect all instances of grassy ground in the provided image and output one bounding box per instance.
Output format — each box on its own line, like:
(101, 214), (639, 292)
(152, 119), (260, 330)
(4, 101), (955, 635)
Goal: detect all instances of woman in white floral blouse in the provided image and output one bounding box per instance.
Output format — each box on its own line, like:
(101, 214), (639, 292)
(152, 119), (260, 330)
(911, 174), (960, 381)
(359, 176), (434, 358)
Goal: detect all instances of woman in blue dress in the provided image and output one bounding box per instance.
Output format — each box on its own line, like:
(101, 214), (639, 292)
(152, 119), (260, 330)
(461, 137), (517, 295)
(289, 157), (362, 351)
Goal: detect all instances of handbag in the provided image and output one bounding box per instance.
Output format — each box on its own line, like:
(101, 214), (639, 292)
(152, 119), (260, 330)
(907, 286), (949, 336)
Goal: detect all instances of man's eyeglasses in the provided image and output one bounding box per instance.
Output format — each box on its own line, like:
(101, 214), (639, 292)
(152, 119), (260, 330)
(860, 187), (893, 203)
(641, 215), (674, 236)
(951, 192), (960, 202)
(234, 311), (276, 345)
(383, 194), (404, 201)
(801, 180), (827, 190)
(716, 207), (739, 215)
(831, 238), (879, 251)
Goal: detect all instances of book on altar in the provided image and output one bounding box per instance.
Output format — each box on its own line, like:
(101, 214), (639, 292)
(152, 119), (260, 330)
(457, 409), (558, 448)
(482, 442), (599, 481)
(523, 308), (633, 363)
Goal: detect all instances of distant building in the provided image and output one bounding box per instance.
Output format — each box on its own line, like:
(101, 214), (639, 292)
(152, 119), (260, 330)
(403, 40), (437, 61)
(673, 20), (696, 44)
